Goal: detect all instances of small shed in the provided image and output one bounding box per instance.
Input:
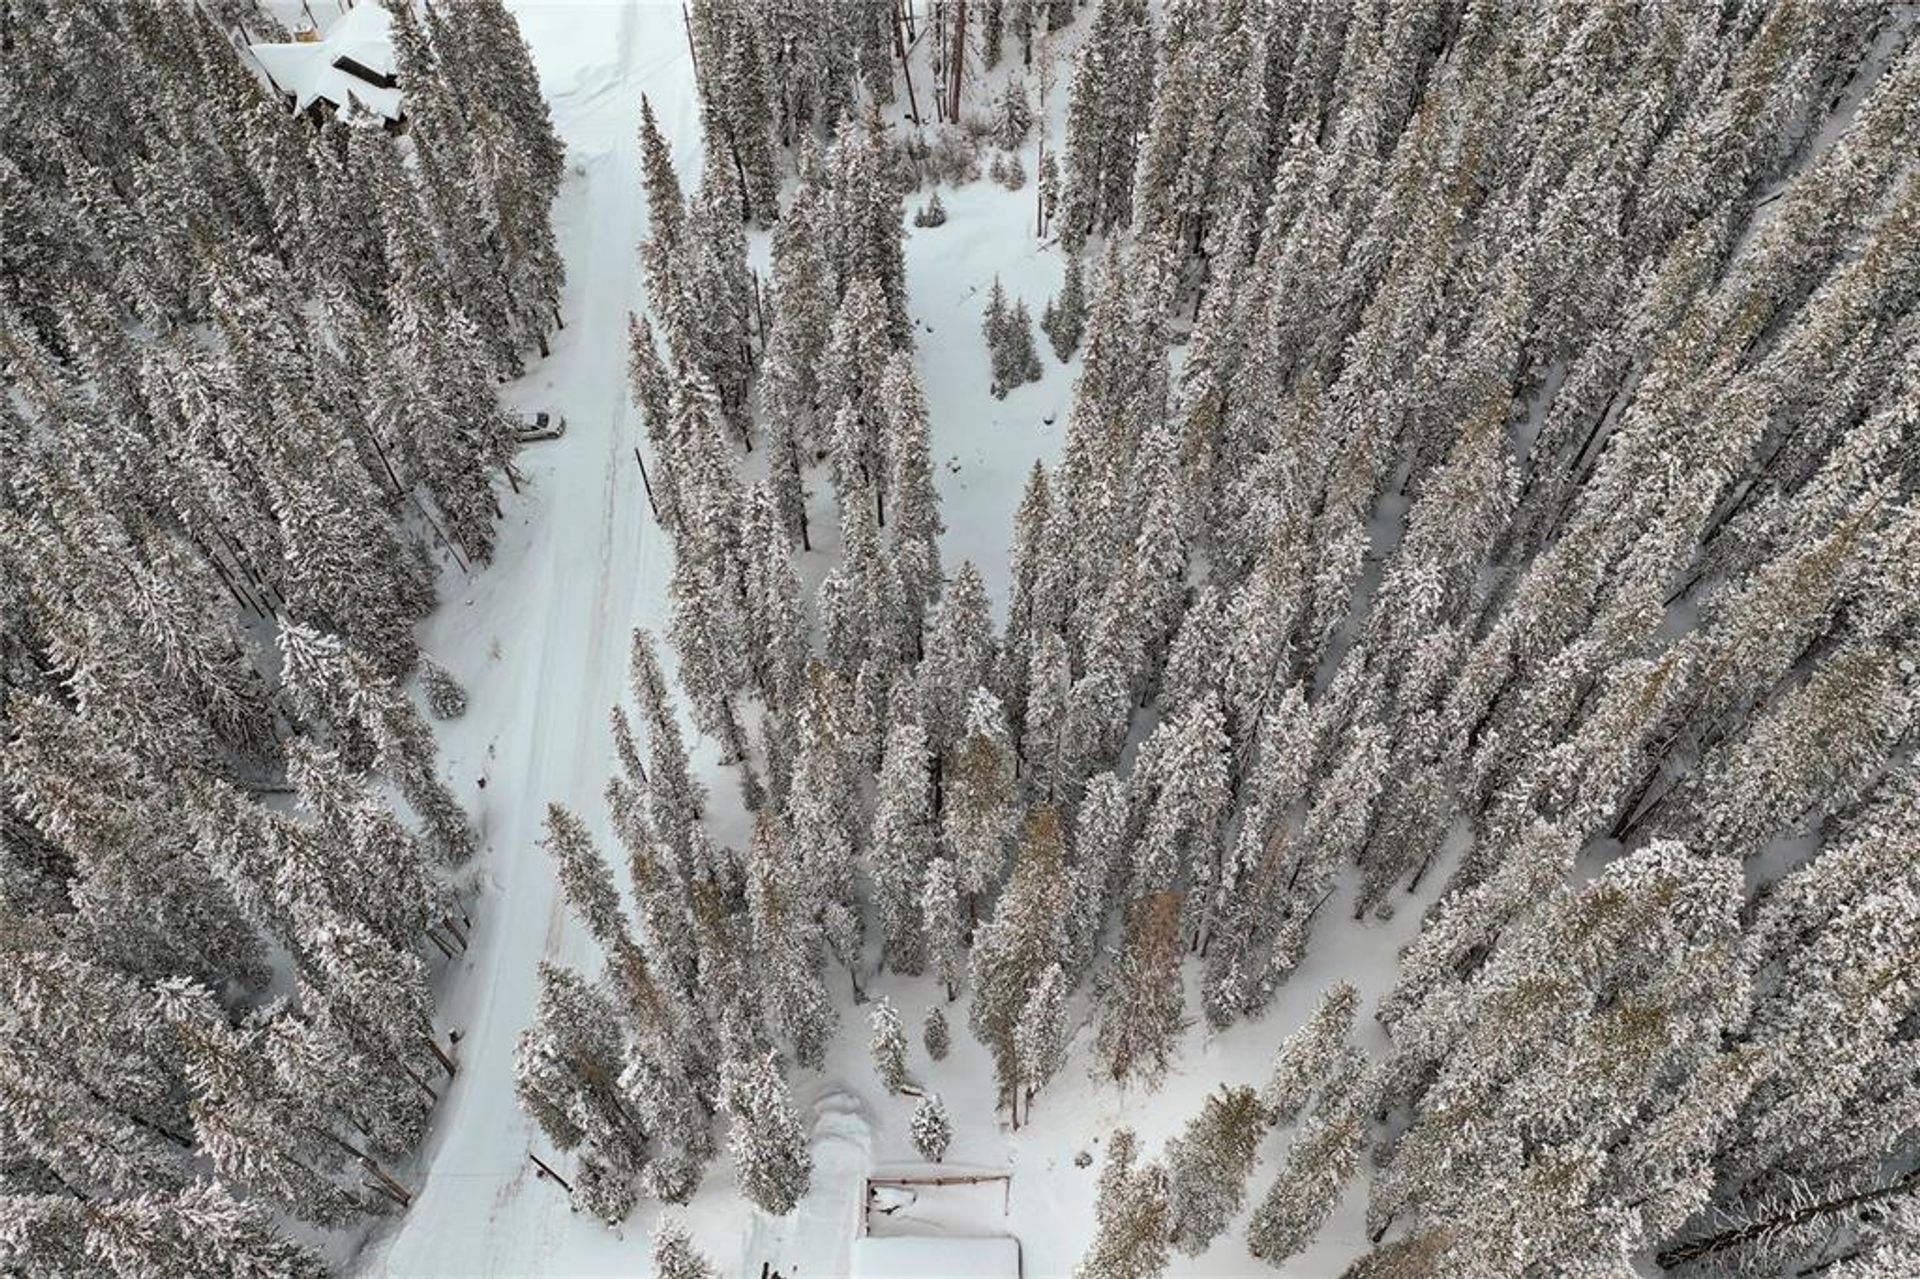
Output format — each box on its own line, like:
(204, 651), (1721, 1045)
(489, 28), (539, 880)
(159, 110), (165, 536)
(249, 4), (403, 127)
(855, 1169), (1020, 1279)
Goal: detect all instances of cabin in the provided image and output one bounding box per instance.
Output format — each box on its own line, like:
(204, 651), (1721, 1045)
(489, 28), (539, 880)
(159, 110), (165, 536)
(249, 4), (404, 130)
(853, 1169), (1020, 1279)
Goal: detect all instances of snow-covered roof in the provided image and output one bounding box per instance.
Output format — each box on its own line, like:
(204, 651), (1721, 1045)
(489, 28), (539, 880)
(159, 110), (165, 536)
(250, 4), (402, 124)
(849, 1235), (1021, 1278)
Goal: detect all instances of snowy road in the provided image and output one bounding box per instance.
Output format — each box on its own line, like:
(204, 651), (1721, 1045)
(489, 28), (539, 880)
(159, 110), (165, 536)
(361, 3), (701, 1273)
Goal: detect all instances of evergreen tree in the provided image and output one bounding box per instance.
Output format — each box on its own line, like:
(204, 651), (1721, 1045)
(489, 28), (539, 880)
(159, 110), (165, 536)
(994, 77), (1034, 150)
(420, 659), (467, 720)
(868, 999), (909, 1094)
(649, 1214), (718, 1279)
(870, 714), (935, 972)
(921, 857), (967, 1001)
(921, 568), (998, 761)
(969, 808), (1070, 1122)
(942, 690), (1019, 902)
(1041, 253), (1089, 362)
(910, 1093), (953, 1163)
(1074, 1128), (1172, 1279)
(746, 813), (837, 1070)
(1095, 890), (1186, 1090)
(718, 1048), (811, 1217)
(515, 963), (647, 1219)
(83, 1181), (330, 1279)
(1014, 962), (1069, 1116)
(923, 1005), (951, 1061)
(1059, 0), (1155, 246)
(883, 354), (945, 641)
(1262, 982), (1358, 1125)
(1245, 1085), (1370, 1267)
(1166, 1086), (1266, 1255)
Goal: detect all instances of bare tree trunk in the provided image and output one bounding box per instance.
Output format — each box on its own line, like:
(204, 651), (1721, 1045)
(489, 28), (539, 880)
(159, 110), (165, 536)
(895, 2), (922, 127)
(633, 447), (661, 520)
(425, 1033), (458, 1076)
(1656, 1169), (1920, 1269)
(948, 0), (967, 120)
(680, 2), (701, 77)
(530, 1151), (574, 1193)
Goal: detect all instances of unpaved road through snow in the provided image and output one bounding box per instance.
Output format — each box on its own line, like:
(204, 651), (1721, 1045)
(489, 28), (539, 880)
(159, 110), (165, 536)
(362, 3), (698, 1272)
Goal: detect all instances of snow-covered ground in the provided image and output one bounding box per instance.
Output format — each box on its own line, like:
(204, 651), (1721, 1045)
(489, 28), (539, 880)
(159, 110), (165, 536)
(357, 4), (1449, 1275)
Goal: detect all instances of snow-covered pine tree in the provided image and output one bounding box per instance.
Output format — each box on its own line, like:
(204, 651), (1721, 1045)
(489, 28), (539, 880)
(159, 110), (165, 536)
(1003, 299), (1042, 390)
(539, 804), (677, 1055)
(824, 111), (910, 343)
(157, 979), (370, 1227)
(994, 77), (1034, 150)
(870, 711), (935, 972)
(746, 812), (837, 1070)
(868, 998), (909, 1093)
(420, 659), (468, 720)
(982, 274), (1009, 350)
(687, 0), (781, 226)
(920, 566), (998, 761)
(1158, 587), (1224, 718)
(941, 689), (1019, 903)
(1074, 1128), (1172, 1279)
(1166, 1085), (1266, 1256)
(1261, 981), (1358, 1125)
(718, 1047), (811, 1217)
(1095, 890), (1186, 1090)
(913, 189), (949, 228)
(1245, 1065), (1374, 1268)
(968, 808), (1070, 1124)
(1064, 771), (1130, 976)
(628, 628), (707, 866)
(649, 1214), (718, 1279)
(1126, 692), (1230, 908)
(1058, 0), (1155, 247)
(910, 1092), (954, 1163)
(515, 962), (648, 1221)
(882, 354), (945, 644)
(923, 1005), (952, 1061)
(921, 856), (967, 1001)
(82, 1180), (330, 1279)
(1013, 962), (1069, 1119)
(1044, 253), (1090, 361)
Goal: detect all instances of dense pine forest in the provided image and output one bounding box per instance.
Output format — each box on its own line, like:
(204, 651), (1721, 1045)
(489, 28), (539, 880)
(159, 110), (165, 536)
(3, 0), (1918, 1275)
(1, 0), (560, 1271)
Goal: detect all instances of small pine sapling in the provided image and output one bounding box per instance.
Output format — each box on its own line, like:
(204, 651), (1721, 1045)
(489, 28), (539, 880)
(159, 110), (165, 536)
(923, 1005), (951, 1061)
(983, 278), (1010, 396)
(572, 1153), (641, 1226)
(1006, 300), (1041, 383)
(994, 77), (1033, 149)
(913, 190), (949, 228)
(642, 1153), (701, 1206)
(650, 1215), (718, 1278)
(910, 1092), (954, 1163)
(421, 659), (468, 719)
(1040, 253), (1086, 362)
